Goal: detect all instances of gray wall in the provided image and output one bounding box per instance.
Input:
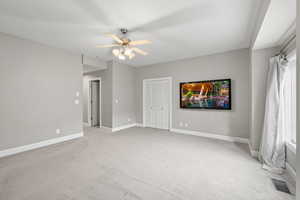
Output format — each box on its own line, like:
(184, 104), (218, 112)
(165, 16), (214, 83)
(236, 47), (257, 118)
(112, 61), (137, 128)
(249, 47), (279, 151)
(82, 61), (136, 128)
(83, 63), (113, 128)
(0, 33), (82, 151)
(136, 49), (250, 139)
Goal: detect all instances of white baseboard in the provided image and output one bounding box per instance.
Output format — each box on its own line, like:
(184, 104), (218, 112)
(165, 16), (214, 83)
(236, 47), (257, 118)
(0, 132), (83, 158)
(83, 122), (90, 127)
(286, 162), (296, 182)
(136, 123), (144, 127)
(112, 123), (137, 132)
(248, 142), (259, 158)
(101, 126), (112, 131)
(170, 128), (249, 144)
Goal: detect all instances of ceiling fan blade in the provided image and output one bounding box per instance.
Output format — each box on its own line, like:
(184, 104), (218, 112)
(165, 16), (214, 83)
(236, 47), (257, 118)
(132, 47), (148, 56)
(105, 34), (123, 44)
(96, 44), (121, 48)
(129, 40), (152, 46)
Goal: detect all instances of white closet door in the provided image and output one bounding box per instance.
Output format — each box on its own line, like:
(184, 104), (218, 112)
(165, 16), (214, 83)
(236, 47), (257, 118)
(144, 79), (170, 130)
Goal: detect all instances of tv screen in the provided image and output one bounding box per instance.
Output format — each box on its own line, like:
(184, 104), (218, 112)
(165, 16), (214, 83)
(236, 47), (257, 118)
(180, 79), (231, 110)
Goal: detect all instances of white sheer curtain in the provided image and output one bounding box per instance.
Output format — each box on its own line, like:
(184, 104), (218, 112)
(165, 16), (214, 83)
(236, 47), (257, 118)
(287, 59), (297, 143)
(260, 55), (290, 173)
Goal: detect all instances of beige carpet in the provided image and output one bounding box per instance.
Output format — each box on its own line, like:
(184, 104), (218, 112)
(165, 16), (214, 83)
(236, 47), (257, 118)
(0, 127), (295, 200)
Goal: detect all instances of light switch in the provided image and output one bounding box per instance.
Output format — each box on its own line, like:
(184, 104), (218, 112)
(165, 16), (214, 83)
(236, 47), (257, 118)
(56, 129), (61, 134)
(75, 99), (79, 104)
(115, 99), (119, 104)
(76, 91), (80, 97)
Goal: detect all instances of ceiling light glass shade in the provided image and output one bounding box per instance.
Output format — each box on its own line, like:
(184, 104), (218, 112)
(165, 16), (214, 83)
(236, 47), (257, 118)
(118, 54), (126, 60)
(124, 48), (133, 56)
(129, 53), (135, 60)
(112, 49), (120, 56)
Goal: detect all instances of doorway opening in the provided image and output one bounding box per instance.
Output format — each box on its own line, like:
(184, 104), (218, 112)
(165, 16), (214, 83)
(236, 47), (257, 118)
(88, 78), (102, 127)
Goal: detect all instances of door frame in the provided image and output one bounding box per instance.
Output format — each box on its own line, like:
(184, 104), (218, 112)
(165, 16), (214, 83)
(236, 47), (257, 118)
(142, 77), (172, 130)
(88, 78), (102, 127)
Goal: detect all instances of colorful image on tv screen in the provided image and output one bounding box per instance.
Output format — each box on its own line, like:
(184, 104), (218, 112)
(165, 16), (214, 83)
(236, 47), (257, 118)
(180, 79), (231, 109)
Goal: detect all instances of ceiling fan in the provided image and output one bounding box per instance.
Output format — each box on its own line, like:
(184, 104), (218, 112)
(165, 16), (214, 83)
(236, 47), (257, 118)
(96, 28), (151, 60)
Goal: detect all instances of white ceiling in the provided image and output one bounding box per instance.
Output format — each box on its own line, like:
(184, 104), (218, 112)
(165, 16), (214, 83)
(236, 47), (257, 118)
(253, 0), (296, 50)
(0, 0), (261, 67)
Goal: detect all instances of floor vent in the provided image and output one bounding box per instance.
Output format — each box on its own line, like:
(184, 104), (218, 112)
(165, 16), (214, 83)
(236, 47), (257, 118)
(271, 178), (291, 194)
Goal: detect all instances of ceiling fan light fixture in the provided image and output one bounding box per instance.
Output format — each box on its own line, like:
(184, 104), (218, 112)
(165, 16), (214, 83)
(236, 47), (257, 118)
(124, 48), (133, 56)
(99, 29), (150, 60)
(129, 53), (135, 60)
(118, 54), (126, 60)
(112, 49), (120, 56)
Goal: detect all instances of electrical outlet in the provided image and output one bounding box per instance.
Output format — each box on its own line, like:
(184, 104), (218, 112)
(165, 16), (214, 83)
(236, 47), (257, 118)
(56, 129), (61, 134)
(179, 122), (183, 127)
(115, 99), (119, 104)
(74, 99), (79, 104)
(128, 118), (131, 122)
(184, 123), (188, 127)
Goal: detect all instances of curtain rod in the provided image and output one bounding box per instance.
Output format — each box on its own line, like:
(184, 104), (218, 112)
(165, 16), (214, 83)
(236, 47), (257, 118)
(280, 34), (296, 55)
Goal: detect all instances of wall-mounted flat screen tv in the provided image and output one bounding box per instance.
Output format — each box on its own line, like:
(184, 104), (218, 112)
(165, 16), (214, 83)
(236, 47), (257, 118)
(180, 79), (231, 110)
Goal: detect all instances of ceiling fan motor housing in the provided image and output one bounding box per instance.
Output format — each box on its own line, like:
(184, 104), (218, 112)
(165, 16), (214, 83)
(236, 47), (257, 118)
(119, 28), (130, 45)
(120, 28), (128, 35)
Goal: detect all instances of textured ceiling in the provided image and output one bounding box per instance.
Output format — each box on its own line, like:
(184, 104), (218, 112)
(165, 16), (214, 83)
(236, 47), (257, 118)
(0, 0), (261, 67)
